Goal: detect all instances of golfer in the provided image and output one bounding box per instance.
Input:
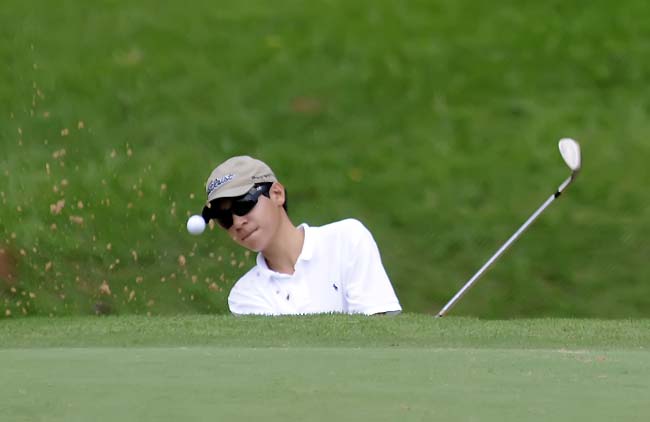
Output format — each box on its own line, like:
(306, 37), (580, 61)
(201, 156), (402, 316)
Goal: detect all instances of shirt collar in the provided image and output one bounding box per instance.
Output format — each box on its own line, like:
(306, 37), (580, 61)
(296, 223), (313, 261)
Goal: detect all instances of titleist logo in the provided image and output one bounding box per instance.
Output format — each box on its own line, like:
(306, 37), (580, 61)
(206, 174), (234, 195)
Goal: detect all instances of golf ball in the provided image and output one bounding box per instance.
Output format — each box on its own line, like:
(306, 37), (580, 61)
(186, 215), (206, 235)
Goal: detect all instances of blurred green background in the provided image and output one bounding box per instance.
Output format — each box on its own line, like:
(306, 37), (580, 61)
(2, 0), (649, 318)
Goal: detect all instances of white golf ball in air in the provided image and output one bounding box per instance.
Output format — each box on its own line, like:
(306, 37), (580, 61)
(186, 215), (206, 235)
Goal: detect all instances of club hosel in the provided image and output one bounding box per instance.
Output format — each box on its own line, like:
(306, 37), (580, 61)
(556, 174), (576, 196)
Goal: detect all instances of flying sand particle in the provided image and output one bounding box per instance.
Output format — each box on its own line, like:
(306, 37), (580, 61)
(99, 281), (111, 295)
(50, 200), (65, 214)
(69, 216), (84, 225)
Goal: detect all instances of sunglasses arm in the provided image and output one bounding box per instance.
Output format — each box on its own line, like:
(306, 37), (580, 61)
(201, 205), (213, 223)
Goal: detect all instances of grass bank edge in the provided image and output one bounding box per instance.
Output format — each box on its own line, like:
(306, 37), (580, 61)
(1, 314), (649, 350)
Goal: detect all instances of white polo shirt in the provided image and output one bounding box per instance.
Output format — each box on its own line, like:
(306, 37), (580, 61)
(228, 218), (402, 315)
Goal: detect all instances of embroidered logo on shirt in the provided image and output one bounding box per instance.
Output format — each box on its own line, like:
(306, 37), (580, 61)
(332, 283), (338, 291)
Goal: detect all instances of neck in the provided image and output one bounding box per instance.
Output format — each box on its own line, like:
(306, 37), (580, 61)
(262, 218), (305, 275)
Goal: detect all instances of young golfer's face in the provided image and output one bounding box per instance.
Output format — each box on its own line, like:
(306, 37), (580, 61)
(221, 183), (285, 252)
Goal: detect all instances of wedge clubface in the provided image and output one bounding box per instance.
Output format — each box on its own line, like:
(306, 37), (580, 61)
(436, 138), (581, 318)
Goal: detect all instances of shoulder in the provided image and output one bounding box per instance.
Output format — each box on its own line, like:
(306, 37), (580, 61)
(315, 218), (372, 236)
(306, 219), (373, 245)
(307, 219), (376, 253)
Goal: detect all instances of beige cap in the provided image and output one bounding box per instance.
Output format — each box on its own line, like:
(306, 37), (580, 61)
(205, 156), (277, 202)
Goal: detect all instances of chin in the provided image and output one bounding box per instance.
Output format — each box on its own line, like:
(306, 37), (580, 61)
(240, 234), (265, 252)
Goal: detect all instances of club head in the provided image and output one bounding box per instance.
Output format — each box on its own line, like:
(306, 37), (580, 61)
(558, 138), (581, 172)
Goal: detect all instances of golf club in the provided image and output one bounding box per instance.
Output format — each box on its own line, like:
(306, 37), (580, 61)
(436, 138), (582, 318)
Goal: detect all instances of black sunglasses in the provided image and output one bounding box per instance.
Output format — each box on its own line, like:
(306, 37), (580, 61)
(203, 183), (272, 229)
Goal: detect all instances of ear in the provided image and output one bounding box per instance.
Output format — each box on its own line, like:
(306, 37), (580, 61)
(269, 182), (285, 207)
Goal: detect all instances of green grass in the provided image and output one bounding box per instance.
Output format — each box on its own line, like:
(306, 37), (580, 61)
(2, 0), (650, 318)
(3, 314), (650, 349)
(2, 315), (649, 421)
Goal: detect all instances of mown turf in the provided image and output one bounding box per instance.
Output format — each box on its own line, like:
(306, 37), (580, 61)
(1, 316), (649, 422)
(2, 314), (650, 349)
(3, 347), (650, 422)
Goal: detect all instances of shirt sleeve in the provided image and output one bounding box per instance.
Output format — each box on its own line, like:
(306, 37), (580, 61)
(340, 219), (402, 315)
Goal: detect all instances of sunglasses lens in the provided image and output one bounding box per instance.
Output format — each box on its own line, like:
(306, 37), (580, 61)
(232, 200), (256, 217)
(214, 210), (233, 229)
